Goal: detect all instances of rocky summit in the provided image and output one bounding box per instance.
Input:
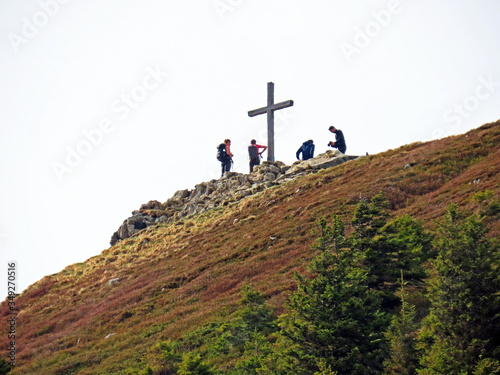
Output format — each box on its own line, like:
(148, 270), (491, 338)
(110, 150), (359, 245)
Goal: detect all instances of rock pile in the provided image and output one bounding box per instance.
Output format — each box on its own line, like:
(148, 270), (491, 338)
(110, 150), (359, 245)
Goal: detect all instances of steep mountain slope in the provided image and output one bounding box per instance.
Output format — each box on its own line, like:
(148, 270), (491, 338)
(2, 120), (499, 374)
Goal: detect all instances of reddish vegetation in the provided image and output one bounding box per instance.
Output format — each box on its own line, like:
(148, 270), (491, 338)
(2, 120), (499, 374)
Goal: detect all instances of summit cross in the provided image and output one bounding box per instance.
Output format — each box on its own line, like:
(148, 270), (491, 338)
(248, 82), (294, 162)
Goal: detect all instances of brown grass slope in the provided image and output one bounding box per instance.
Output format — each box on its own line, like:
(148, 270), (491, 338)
(2, 120), (500, 374)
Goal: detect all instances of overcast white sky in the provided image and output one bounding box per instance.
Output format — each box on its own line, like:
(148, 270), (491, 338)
(1, 0), (500, 296)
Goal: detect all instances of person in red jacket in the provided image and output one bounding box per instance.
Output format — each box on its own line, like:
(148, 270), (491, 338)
(221, 139), (234, 176)
(248, 139), (267, 173)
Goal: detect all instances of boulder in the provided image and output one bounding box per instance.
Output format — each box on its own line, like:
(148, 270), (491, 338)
(173, 189), (190, 199)
(264, 172), (276, 181)
(140, 200), (162, 210)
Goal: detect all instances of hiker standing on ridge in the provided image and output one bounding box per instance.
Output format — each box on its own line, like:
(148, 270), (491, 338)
(328, 126), (347, 154)
(296, 140), (315, 161)
(248, 139), (267, 173)
(217, 139), (234, 177)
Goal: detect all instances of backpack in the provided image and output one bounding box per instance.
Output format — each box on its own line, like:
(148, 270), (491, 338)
(302, 141), (314, 160)
(248, 145), (259, 159)
(216, 143), (227, 161)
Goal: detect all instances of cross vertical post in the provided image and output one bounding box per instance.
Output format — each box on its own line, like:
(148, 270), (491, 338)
(248, 82), (294, 162)
(267, 82), (275, 162)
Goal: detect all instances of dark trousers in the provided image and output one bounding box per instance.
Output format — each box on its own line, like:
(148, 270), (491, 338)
(249, 157), (260, 173)
(221, 159), (231, 176)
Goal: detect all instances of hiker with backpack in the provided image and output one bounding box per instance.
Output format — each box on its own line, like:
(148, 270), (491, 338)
(296, 140), (315, 161)
(328, 126), (347, 154)
(248, 139), (267, 173)
(217, 139), (234, 177)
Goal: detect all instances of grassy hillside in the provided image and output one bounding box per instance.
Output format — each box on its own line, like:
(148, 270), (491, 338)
(2, 120), (500, 374)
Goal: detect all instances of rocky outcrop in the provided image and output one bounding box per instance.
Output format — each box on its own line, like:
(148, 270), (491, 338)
(109, 150), (359, 245)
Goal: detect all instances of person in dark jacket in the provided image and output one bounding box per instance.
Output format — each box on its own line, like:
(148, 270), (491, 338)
(296, 140), (315, 161)
(248, 139), (267, 173)
(328, 126), (347, 154)
(220, 139), (233, 176)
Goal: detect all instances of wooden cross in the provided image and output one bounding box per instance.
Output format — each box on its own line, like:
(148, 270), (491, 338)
(248, 82), (294, 162)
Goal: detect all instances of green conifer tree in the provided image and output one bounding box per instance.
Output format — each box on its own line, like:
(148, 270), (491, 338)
(238, 281), (276, 335)
(279, 215), (389, 374)
(177, 352), (214, 375)
(0, 358), (12, 375)
(383, 272), (419, 375)
(418, 206), (500, 374)
(350, 193), (432, 309)
(234, 330), (274, 374)
(378, 215), (433, 281)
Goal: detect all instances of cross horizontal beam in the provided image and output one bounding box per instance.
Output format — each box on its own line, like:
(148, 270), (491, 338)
(248, 100), (294, 117)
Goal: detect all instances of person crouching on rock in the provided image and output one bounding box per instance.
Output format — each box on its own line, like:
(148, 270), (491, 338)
(296, 140), (315, 161)
(328, 126), (347, 154)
